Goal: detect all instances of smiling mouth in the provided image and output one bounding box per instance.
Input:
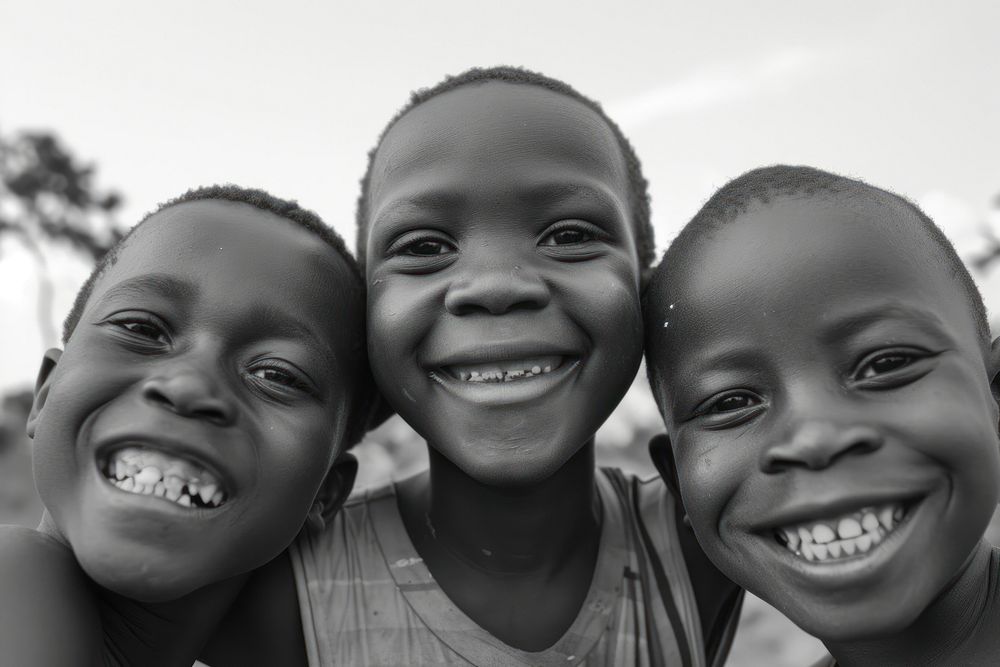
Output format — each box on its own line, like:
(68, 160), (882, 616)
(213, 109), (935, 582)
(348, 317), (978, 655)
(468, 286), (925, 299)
(772, 501), (914, 563)
(441, 355), (568, 383)
(100, 445), (228, 510)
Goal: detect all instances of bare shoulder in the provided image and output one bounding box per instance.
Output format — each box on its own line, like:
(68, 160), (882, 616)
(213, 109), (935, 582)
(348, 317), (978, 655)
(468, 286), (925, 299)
(199, 550), (308, 667)
(0, 525), (102, 666)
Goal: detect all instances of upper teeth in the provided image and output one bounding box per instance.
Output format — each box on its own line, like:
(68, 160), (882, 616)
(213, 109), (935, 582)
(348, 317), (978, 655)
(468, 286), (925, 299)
(103, 446), (227, 509)
(448, 356), (562, 383)
(774, 502), (907, 563)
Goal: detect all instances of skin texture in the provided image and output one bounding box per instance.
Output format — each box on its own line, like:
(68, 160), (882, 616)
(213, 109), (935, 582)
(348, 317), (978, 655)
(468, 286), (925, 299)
(363, 81), (645, 649)
(27, 199), (364, 603)
(648, 194), (1000, 664)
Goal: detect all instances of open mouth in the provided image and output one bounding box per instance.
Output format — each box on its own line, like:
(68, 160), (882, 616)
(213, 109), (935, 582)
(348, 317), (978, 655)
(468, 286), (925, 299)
(100, 445), (228, 510)
(440, 355), (568, 383)
(772, 501), (914, 563)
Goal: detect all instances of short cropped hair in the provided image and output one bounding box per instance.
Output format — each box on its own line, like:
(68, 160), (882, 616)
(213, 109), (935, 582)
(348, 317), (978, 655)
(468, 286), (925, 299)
(354, 65), (654, 273)
(644, 165), (990, 370)
(62, 184), (360, 344)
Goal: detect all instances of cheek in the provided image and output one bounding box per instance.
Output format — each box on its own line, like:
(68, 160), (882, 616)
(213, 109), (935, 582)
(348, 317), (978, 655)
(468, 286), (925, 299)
(565, 265), (642, 351)
(367, 277), (440, 350)
(675, 435), (750, 525)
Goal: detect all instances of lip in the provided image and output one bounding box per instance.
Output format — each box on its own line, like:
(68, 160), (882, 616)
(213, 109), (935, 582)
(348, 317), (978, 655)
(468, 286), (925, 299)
(750, 490), (927, 532)
(424, 341), (582, 369)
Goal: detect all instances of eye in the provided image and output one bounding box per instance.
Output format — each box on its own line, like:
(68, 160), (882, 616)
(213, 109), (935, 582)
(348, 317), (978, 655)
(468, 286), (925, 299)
(106, 314), (170, 344)
(539, 221), (599, 246)
(246, 361), (314, 396)
(400, 238), (453, 256)
(692, 389), (766, 429)
(852, 348), (933, 387)
(706, 392), (760, 413)
(858, 353), (913, 379)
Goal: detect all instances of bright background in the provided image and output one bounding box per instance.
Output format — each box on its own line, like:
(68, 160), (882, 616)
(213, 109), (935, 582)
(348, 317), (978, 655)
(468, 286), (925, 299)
(2, 2), (999, 665)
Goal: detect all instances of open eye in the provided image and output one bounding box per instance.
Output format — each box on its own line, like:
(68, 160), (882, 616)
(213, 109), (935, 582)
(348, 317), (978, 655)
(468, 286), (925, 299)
(246, 361), (314, 396)
(706, 392), (760, 413)
(857, 352), (914, 379)
(693, 389), (765, 429)
(538, 221), (600, 246)
(399, 238), (454, 256)
(106, 314), (170, 345)
(852, 348), (935, 389)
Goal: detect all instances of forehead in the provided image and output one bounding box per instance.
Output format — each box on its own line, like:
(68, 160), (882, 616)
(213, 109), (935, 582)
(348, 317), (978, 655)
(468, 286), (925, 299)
(368, 82), (630, 218)
(658, 195), (979, 359)
(92, 200), (356, 333)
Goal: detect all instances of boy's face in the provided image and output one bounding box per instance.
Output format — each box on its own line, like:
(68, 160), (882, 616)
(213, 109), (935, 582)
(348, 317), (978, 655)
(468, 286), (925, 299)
(651, 195), (1000, 640)
(29, 200), (361, 601)
(364, 82), (643, 486)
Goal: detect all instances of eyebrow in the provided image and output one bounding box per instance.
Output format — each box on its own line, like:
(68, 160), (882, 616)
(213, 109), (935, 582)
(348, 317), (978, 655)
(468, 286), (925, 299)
(819, 303), (949, 344)
(97, 274), (199, 304)
(242, 302), (339, 372)
(372, 190), (466, 223)
(514, 182), (622, 210)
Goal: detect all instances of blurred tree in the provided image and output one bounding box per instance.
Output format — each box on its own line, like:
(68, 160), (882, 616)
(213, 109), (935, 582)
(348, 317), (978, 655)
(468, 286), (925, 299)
(0, 129), (124, 346)
(971, 192), (1000, 273)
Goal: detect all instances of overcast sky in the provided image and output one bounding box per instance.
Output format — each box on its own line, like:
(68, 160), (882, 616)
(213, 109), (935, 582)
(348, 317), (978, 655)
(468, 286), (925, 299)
(2, 0), (999, 391)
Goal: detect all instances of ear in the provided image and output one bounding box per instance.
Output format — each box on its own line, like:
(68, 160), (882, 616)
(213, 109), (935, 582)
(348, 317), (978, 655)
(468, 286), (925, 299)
(26, 348), (62, 439)
(315, 451), (358, 526)
(649, 432), (682, 503)
(345, 387), (395, 447)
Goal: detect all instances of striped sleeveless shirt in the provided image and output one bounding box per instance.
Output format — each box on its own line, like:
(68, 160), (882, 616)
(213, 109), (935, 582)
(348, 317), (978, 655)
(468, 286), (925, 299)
(289, 468), (706, 666)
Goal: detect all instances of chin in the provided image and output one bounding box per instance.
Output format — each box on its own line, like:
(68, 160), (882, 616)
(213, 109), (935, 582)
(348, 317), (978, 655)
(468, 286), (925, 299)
(75, 544), (209, 603)
(770, 590), (926, 644)
(448, 438), (582, 488)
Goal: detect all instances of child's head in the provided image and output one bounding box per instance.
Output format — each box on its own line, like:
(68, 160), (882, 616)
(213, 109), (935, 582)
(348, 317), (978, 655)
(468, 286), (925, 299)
(359, 66), (651, 485)
(27, 185), (369, 601)
(644, 165), (1000, 641)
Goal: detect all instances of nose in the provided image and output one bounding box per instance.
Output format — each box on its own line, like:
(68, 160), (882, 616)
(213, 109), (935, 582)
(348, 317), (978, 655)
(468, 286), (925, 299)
(141, 366), (236, 427)
(444, 261), (550, 316)
(760, 420), (884, 473)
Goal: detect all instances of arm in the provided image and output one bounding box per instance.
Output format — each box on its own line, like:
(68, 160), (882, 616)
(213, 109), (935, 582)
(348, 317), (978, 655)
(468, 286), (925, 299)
(0, 525), (102, 667)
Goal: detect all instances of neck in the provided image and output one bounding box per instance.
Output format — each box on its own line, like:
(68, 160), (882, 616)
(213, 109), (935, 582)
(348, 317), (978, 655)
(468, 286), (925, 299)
(96, 574), (247, 667)
(406, 442), (601, 575)
(828, 541), (997, 667)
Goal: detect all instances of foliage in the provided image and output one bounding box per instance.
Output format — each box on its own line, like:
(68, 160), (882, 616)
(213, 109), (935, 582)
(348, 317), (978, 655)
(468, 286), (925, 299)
(0, 129), (125, 344)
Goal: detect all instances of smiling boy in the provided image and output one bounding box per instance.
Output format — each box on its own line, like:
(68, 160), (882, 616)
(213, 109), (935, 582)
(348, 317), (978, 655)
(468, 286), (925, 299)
(644, 165), (1000, 666)
(205, 67), (741, 667)
(0, 185), (369, 665)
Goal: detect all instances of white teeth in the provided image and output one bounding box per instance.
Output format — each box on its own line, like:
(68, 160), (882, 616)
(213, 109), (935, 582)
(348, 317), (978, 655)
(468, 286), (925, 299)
(812, 524), (836, 544)
(774, 501), (909, 563)
(453, 357), (563, 383)
(837, 517), (862, 539)
(879, 506), (894, 530)
(199, 484), (217, 504)
(102, 446), (227, 509)
(135, 466), (162, 486)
